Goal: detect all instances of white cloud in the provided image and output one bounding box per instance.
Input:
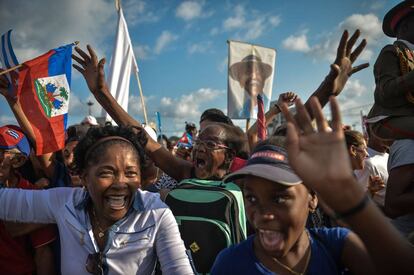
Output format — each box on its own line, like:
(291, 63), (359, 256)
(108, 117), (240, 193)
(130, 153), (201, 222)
(337, 79), (369, 110)
(154, 31), (178, 54)
(339, 13), (382, 43)
(282, 34), (311, 52)
(159, 88), (225, 119)
(269, 16), (281, 27)
(188, 41), (212, 54)
(123, 0), (160, 25)
(134, 45), (151, 60)
(175, 1), (203, 21)
(0, 0), (115, 63)
(219, 5), (281, 41)
(223, 5), (245, 30)
(282, 14), (383, 63)
(369, 1), (386, 11)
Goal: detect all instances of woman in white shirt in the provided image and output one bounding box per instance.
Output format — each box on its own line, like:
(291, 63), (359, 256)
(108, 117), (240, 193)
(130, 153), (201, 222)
(0, 126), (194, 275)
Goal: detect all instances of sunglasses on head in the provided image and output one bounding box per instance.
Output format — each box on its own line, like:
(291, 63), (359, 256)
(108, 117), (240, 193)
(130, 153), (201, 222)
(86, 252), (107, 275)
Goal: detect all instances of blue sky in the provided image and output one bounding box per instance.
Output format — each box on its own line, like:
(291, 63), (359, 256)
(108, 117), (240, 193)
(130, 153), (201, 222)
(0, 0), (401, 135)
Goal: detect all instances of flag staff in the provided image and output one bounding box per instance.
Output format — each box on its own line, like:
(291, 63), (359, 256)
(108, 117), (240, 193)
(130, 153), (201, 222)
(134, 65), (149, 124)
(0, 41), (80, 76)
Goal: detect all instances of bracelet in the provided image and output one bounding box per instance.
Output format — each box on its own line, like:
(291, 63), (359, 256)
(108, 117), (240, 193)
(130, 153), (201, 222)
(334, 195), (370, 220)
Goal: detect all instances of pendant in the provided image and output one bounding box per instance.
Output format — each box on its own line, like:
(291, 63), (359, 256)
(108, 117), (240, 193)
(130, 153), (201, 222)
(98, 232), (105, 238)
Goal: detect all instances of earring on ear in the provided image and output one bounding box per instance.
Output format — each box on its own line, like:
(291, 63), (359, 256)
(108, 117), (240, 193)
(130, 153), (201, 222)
(309, 208), (316, 213)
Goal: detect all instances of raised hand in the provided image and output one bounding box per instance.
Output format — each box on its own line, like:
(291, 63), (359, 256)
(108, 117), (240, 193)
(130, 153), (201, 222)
(281, 96), (363, 211)
(277, 91), (297, 107)
(0, 71), (15, 101)
(368, 175), (385, 196)
(328, 29), (369, 96)
(72, 45), (108, 95)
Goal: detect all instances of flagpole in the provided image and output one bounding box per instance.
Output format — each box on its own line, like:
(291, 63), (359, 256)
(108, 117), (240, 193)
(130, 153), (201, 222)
(246, 118), (250, 131)
(0, 41), (79, 76)
(134, 66), (149, 125)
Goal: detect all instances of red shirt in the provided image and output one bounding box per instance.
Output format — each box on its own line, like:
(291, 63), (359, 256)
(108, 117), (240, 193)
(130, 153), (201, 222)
(0, 177), (57, 275)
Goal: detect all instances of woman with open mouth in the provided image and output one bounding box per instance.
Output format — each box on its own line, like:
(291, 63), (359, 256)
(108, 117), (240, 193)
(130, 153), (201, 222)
(0, 126), (194, 274)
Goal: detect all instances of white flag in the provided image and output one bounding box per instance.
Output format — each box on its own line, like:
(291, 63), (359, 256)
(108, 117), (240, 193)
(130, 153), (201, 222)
(227, 41), (276, 119)
(102, 7), (139, 123)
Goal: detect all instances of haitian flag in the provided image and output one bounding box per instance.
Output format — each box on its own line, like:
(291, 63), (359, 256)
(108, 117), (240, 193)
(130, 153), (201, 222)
(16, 44), (72, 155)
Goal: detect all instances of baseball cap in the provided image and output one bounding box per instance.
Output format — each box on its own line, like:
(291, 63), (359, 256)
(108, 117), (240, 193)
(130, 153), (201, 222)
(0, 125), (31, 157)
(223, 143), (301, 186)
(81, 115), (99, 126)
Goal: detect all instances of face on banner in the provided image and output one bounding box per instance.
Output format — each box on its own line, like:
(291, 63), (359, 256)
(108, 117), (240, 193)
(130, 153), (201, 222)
(228, 41), (276, 119)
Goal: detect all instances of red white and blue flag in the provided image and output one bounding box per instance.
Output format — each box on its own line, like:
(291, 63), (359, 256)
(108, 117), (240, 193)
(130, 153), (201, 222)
(0, 30), (20, 94)
(16, 44), (73, 155)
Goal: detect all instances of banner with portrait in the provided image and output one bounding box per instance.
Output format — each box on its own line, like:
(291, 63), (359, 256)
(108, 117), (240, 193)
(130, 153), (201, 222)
(227, 41), (276, 119)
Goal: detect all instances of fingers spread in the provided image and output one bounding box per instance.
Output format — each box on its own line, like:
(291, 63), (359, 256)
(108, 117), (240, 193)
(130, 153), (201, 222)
(72, 64), (85, 74)
(350, 39), (367, 63)
(286, 122), (300, 164)
(335, 30), (348, 64)
(87, 45), (98, 64)
(74, 47), (91, 62)
(329, 96), (343, 132)
(280, 102), (298, 130)
(350, 63), (370, 75)
(295, 98), (315, 135)
(345, 29), (360, 56)
(71, 54), (86, 67)
(310, 97), (329, 132)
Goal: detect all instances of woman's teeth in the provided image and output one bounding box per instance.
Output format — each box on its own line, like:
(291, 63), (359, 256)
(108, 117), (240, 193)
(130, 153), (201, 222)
(258, 229), (284, 251)
(106, 195), (127, 210)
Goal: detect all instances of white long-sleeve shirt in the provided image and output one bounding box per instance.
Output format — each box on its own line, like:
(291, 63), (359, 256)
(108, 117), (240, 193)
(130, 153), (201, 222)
(0, 187), (194, 275)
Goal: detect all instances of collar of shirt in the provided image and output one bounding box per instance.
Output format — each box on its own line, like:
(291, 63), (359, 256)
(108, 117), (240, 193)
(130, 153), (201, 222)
(398, 39), (414, 50)
(74, 189), (145, 212)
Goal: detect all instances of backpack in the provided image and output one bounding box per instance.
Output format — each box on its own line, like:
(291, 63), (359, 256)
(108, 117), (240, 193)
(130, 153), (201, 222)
(165, 178), (247, 274)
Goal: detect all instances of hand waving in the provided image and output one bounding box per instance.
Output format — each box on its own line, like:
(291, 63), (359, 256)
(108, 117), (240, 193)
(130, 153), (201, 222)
(72, 45), (108, 95)
(327, 30), (369, 96)
(280, 96), (363, 210)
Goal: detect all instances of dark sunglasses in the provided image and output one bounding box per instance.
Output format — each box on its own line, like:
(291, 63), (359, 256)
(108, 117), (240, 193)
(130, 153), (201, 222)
(85, 252), (107, 275)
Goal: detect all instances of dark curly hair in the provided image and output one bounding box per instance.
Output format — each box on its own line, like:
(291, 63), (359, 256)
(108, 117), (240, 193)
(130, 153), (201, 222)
(74, 125), (147, 173)
(200, 108), (234, 126)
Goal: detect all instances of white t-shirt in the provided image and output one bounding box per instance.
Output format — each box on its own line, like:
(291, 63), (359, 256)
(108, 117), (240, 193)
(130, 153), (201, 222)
(387, 139), (414, 236)
(355, 147), (389, 206)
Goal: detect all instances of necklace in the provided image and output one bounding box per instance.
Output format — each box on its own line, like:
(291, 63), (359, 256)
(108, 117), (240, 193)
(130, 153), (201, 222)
(271, 230), (312, 275)
(90, 208), (110, 238)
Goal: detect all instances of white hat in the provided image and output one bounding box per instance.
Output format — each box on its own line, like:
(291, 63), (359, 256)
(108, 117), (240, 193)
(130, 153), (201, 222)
(81, 115), (99, 126)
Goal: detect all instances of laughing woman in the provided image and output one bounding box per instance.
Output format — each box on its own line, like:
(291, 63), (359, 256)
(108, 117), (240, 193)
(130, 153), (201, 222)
(0, 126), (194, 275)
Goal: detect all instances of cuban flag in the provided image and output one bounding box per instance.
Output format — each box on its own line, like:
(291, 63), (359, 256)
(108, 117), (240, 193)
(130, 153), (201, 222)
(16, 44), (73, 155)
(0, 30), (19, 94)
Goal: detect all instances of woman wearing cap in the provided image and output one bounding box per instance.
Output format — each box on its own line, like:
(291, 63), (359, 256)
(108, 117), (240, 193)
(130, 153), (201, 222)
(367, 0), (414, 139)
(0, 125), (194, 274)
(211, 138), (375, 275)
(211, 97), (414, 274)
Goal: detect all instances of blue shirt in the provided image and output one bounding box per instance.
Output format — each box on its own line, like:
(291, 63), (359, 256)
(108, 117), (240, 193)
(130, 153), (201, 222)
(211, 227), (349, 275)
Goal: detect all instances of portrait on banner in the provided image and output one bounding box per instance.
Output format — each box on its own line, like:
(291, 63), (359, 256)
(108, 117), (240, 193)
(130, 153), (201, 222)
(227, 41), (276, 119)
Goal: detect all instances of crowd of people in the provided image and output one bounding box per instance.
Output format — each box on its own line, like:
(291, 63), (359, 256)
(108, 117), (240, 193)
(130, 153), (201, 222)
(0, 1), (414, 274)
